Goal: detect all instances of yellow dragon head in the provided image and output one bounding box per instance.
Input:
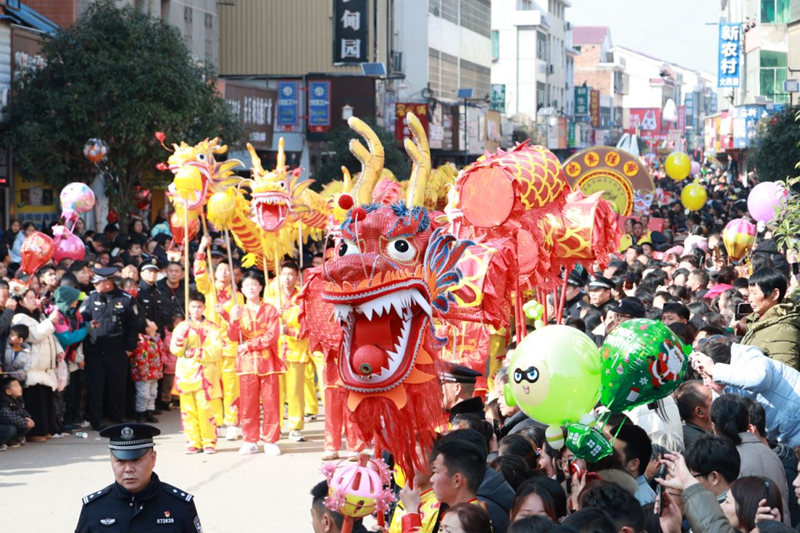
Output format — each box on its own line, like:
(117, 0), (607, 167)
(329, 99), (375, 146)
(167, 138), (242, 211)
(247, 138), (313, 232)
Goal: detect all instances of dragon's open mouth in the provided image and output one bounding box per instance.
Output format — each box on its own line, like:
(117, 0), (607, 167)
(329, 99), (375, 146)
(324, 282), (432, 392)
(252, 192), (290, 231)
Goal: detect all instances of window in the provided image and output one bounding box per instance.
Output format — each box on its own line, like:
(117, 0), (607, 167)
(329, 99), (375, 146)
(760, 50), (788, 102)
(517, 0), (534, 10)
(537, 82), (545, 109)
(761, 0), (790, 23)
(491, 30), (499, 61)
(537, 32), (548, 60)
(184, 6), (192, 23)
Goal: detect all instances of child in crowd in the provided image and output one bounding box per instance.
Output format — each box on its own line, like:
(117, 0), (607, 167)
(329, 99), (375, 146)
(2, 324), (31, 382)
(129, 319), (164, 423)
(0, 376), (34, 450)
(171, 293), (222, 454)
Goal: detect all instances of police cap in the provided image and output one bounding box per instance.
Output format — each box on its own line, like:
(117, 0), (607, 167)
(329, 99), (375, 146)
(588, 275), (615, 291)
(441, 363), (482, 384)
(91, 266), (118, 284)
(100, 423), (161, 460)
(139, 257), (161, 273)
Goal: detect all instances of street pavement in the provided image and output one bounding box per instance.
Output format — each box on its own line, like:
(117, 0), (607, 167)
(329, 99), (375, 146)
(0, 408), (337, 532)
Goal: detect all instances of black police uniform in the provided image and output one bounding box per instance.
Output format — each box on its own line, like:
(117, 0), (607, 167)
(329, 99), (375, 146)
(76, 424), (202, 533)
(75, 474), (201, 533)
(137, 280), (169, 335)
(81, 277), (139, 428)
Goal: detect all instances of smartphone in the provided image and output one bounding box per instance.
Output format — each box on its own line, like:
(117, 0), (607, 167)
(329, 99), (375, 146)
(655, 463), (667, 516)
(735, 302), (753, 320)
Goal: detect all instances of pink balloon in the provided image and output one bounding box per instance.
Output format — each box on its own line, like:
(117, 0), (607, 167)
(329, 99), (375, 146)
(690, 160), (701, 176)
(60, 182), (95, 216)
(747, 182), (786, 223)
(52, 225), (86, 263)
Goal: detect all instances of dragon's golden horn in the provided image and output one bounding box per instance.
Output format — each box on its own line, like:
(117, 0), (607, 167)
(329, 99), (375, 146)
(341, 166), (352, 192)
(404, 112), (431, 208)
(246, 143), (264, 176)
(347, 116), (384, 206)
(276, 137), (286, 172)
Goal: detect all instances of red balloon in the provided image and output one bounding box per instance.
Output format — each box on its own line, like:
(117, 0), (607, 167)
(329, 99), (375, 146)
(20, 231), (55, 275)
(52, 225), (86, 263)
(170, 213), (199, 246)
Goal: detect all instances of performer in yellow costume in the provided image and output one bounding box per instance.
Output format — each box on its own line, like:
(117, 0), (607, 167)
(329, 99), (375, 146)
(171, 292), (223, 454)
(194, 235), (243, 441)
(272, 260), (311, 443)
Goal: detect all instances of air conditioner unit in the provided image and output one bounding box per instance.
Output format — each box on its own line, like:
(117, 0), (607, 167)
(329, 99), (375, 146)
(392, 52), (403, 73)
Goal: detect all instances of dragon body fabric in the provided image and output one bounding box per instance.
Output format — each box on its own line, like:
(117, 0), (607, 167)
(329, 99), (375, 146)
(165, 137), (330, 271)
(313, 115), (470, 475)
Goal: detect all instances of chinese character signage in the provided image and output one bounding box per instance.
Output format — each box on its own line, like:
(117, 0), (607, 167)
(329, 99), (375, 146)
(308, 80), (331, 132)
(395, 103), (429, 143)
(575, 87), (589, 117)
(490, 84), (505, 113)
(718, 23), (741, 88)
(333, 0), (368, 64)
(223, 81), (276, 149)
(277, 81), (299, 127)
(589, 89), (600, 127)
(732, 105), (769, 148)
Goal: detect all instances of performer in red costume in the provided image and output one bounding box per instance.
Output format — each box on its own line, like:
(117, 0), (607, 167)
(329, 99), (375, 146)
(228, 271), (283, 456)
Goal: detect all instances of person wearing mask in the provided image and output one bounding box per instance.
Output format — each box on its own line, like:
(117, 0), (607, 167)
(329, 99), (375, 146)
(741, 268), (800, 370)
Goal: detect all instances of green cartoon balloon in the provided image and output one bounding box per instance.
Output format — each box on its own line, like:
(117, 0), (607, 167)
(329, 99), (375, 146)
(600, 319), (690, 412)
(504, 325), (602, 426)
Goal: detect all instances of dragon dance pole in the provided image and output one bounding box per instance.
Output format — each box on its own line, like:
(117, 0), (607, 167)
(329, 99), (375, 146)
(222, 230), (239, 304)
(183, 206), (190, 316)
(200, 214), (219, 306)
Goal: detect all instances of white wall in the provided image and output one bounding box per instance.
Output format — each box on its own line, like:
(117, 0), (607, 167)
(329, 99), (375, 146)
(394, 0), (429, 101)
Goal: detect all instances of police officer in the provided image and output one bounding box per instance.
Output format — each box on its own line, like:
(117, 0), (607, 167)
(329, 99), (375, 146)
(81, 267), (139, 431)
(441, 363), (484, 422)
(75, 423), (202, 533)
(137, 259), (171, 337)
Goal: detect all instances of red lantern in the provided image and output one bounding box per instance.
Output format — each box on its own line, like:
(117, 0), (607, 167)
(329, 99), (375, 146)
(170, 213), (199, 246)
(20, 231), (55, 276)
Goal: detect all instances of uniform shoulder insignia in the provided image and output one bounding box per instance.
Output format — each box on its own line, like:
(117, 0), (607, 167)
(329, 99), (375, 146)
(163, 483), (194, 502)
(81, 485), (112, 505)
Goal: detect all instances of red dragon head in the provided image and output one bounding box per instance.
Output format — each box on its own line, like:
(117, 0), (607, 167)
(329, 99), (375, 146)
(321, 115), (470, 475)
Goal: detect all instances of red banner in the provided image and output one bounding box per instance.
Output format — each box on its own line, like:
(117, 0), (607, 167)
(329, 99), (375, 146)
(395, 103), (429, 143)
(589, 90), (600, 128)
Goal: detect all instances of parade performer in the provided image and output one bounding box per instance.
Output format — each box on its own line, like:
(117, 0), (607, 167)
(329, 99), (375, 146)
(170, 292), (222, 454)
(272, 260), (310, 443)
(228, 271), (283, 456)
(193, 234), (242, 440)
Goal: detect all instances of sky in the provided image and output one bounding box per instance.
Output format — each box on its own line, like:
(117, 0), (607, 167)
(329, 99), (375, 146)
(565, 0), (722, 74)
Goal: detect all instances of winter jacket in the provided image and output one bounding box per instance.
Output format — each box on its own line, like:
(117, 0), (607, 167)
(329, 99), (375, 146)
(0, 392), (30, 431)
(11, 312), (62, 390)
(681, 483), (737, 533)
(2, 343), (31, 382)
(741, 301), (800, 370)
(130, 334), (163, 382)
(52, 286), (89, 373)
(737, 432), (790, 524)
(712, 343), (800, 446)
(477, 466), (515, 533)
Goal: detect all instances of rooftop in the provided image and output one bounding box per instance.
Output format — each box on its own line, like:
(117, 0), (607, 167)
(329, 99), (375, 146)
(572, 26), (608, 45)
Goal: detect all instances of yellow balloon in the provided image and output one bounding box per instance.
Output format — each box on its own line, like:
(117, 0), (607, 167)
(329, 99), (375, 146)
(681, 182), (707, 211)
(665, 152), (691, 181)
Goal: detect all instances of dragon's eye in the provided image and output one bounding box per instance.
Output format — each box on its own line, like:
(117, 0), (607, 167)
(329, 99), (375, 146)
(338, 239), (361, 257)
(196, 153), (207, 162)
(276, 180), (286, 190)
(386, 238), (416, 262)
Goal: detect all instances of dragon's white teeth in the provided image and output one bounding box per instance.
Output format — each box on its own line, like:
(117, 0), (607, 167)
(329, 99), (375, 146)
(333, 304), (352, 323)
(411, 291), (432, 316)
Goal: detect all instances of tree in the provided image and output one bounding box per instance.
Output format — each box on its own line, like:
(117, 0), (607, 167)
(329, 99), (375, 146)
(311, 119), (410, 190)
(7, 2), (242, 229)
(752, 105), (800, 183)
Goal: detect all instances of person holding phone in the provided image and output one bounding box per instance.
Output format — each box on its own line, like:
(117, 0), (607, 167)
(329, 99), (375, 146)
(740, 268), (800, 371)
